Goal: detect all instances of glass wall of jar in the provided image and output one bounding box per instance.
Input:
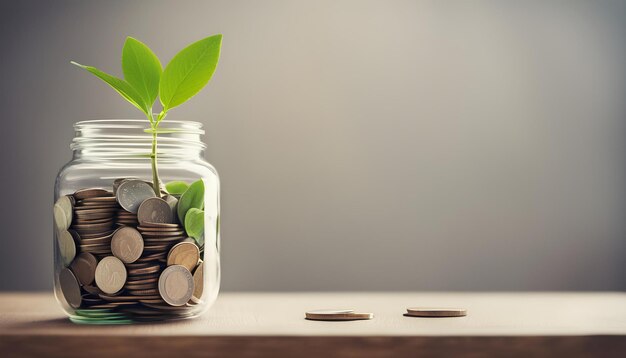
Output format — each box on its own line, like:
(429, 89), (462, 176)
(53, 120), (220, 323)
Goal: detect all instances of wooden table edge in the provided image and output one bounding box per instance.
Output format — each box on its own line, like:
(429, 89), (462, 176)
(1, 334), (625, 357)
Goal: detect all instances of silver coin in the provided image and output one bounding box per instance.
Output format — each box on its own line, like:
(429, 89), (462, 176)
(158, 265), (194, 306)
(94, 256), (127, 294)
(116, 179), (157, 214)
(57, 230), (76, 267)
(59, 268), (82, 308)
(113, 178), (133, 195)
(137, 197), (175, 225)
(53, 196), (73, 232)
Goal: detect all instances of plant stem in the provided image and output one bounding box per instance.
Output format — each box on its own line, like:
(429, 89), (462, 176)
(148, 111), (168, 196)
(151, 127), (160, 196)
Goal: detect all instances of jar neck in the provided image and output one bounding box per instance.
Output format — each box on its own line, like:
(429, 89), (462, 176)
(71, 120), (206, 161)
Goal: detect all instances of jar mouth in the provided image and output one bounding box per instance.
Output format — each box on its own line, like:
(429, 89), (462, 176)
(74, 119), (205, 134)
(71, 119), (206, 159)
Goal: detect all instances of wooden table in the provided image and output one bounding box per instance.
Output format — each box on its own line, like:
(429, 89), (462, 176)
(1, 292), (625, 357)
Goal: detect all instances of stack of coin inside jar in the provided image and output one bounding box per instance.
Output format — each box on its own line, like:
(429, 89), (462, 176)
(54, 179), (204, 324)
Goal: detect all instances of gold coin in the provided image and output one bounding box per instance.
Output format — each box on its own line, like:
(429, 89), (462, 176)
(166, 242), (200, 271)
(111, 227), (144, 264)
(94, 256), (127, 294)
(405, 308), (467, 317)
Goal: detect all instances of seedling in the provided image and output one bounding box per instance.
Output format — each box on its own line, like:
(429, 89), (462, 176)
(71, 35), (222, 196)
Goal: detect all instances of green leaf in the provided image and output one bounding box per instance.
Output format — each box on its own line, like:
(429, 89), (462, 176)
(159, 34), (222, 110)
(165, 181), (189, 195)
(184, 208), (204, 245)
(122, 37), (162, 107)
(177, 179), (204, 223)
(71, 61), (149, 114)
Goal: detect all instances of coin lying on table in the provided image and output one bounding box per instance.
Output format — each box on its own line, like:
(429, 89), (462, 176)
(53, 196), (73, 231)
(167, 242), (200, 271)
(305, 309), (374, 321)
(137, 197), (175, 225)
(405, 308), (467, 317)
(69, 252), (98, 286)
(116, 179), (156, 213)
(57, 230), (76, 267)
(94, 256), (127, 294)
(111, 226), (144, 263)
(158, 265), (194, 306)
(59, 267), (82, 308)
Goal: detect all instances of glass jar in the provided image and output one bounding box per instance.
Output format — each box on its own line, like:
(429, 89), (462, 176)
(53, 119), (220, 324)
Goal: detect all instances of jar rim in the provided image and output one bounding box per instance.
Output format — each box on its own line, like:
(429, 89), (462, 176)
(74, 119), (205, 135)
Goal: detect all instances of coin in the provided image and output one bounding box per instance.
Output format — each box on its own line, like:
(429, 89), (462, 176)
(58, 230), (77, 267)
(74, 208), (117, 216)
(83, 285), (102, 295)
(141, 230), (186, 237)
(137, 226), (183, 232)
(158, 265), (194, 306)
(405, 308), (467, 317)
(116, 179), (156, 213)
(73, 217), (113, 225)
(307, 309), (355, 315)
(113, 178), (131, 194)
(137, 197), (175, 225)
(305, 310), (374, 321)
(125, 282), (158, 290)
(126, 276), (159, 285)
(143, 238), (185, 245)
(166, 242), (200, 271)
(69, 252), (98, 286)
(79, 196), (118, 203)
(74, 188), (113, 200)
(111, 226), (144, 263)
(72, 221), (114, 230)
(191, 261), (203, 303)
(163, 195), (179, 212)
(54, 196), (73, 232)
(127, 264), (161, 276)
(127, 289), (160, 296)
(141, 222), (180, 228)
(59, 268), (82, 308)
(94, 256), (127, 294)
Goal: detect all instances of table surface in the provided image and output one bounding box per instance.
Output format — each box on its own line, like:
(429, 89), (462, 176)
(1, 292), (625, 357)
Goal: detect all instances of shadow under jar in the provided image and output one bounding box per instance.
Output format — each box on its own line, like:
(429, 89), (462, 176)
(53, 120), (220, 324)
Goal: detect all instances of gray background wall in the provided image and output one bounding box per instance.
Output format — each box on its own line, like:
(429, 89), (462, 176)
(1, 0), (625, 291)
